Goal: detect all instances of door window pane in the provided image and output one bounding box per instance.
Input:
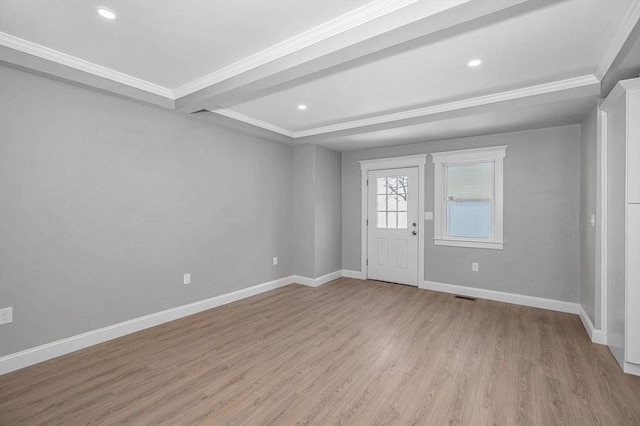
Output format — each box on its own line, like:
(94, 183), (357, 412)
(388, 212), (397, 229)
(377, 212), (387, 228)
(375, 175), (408, 229)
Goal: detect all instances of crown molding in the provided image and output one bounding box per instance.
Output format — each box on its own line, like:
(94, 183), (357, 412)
(293, 74), (600, 137)
(211, 109), (295, 137)
(595, 0), (640, 80)
(0, 32), (174, 99)
(172, 0), (421, 99)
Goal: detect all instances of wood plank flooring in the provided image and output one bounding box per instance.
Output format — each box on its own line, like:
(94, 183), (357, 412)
(1, 278), (639, 425)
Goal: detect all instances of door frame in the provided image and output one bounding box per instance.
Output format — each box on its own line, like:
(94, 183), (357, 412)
(359, 154), (427, 285)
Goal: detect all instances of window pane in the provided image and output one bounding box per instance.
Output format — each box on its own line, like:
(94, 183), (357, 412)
(377, 212), (387, 228)
(387, 194), (397, 211)
(397, 177), (407, 195)
(446, 200), (491, 238)
(388, 212), (397, 229)
(447, 162), (491, 200)
(397, 197), (407, 211)
(386, 177), (397, 193)
(398, 212), (408, 229)
(377, 195), (386, 211)
(377, 178), (386, 195)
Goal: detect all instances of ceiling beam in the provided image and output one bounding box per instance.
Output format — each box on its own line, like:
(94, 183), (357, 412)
(174, 0), (556, 113)
(292, 75), (601, 143)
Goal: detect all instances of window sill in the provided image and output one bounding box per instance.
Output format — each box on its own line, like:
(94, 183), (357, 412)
(433, 239), (504, 250)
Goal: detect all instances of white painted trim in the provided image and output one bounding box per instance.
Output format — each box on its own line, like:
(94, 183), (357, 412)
(596, 101), (608, 333)
(292, 270), (343, 287)
(342, 269), (366, 279)
(0, 32), (174, 99)
(624, 361), (640, 376)
(421, 280), (579, 314)
(0, 276), (293, 375)
(359, 155), (427, 286)
(293, 75), (599, 137)
(359, 154), (429, 170)
(578, 304), (608, 345)
(595, 0), (640, 80)
(600, 79), (640, 112)
(431, 145), (506, 249)
(171, 0), (423, 98)
(211, 109), (295, 137)
(433, 239), (504, 250)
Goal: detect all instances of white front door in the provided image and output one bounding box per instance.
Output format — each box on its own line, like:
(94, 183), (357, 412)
(367, 167), (419, 286)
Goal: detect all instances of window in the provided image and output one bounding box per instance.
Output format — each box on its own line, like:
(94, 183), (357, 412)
(376, 176), (408, 229)
(431, 146), (506, 249)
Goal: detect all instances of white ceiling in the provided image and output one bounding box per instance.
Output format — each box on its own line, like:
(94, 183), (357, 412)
(228, 0), (629, 131)
(1, 0), (639, 151)
(0, 0), (368, 88)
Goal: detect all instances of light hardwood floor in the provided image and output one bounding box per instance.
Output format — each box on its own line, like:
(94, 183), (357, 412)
(1, 278), (639, 425)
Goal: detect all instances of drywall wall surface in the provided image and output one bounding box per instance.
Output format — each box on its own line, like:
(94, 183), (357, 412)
(579, 105), (598, 326)
(293, 145), (316, 277)
(293, 144), (342, 278)
(342, 125), (581, 302)
(0, 66), (294, 356)
(314, 145), (342, 277)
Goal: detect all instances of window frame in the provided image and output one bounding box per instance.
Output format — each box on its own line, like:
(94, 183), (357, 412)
(431, 146), (507, 250)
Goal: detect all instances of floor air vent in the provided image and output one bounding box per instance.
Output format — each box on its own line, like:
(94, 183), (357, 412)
(454, 295), (476, 301)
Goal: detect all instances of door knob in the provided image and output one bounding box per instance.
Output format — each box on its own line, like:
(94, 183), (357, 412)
(412, 231), (417, 236)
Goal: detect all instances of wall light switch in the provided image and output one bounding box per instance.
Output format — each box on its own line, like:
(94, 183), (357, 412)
(183, 273), (191, 285)
(590, 214), (595, 227)
(472, 262), (479, 272)
(424, 212), (433, 220)
(273, 257), (278, 266)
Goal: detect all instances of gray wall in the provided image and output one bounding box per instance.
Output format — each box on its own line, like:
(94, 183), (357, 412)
(0, 66), (294, 356)
(293, 145), (342, 278)
(579, 105), (598, 326)
(293, 145), (316, 277)
(314, 146), (342, 277)
(342, 125), (581, 302)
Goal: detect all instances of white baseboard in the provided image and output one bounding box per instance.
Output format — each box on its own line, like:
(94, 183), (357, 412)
(292, 270), (342, 287)
(624, 361), (640, 376)
(578, 304), (608, 345)
(1, 270), (352, 375)
(342, 269), (365, 279)
(421, 280), (579, 314)
(0, 272), (609, 376)
(0, 275), (293, 375)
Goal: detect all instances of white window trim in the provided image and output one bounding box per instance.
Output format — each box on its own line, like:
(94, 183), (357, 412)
(431, 145), (507, 250)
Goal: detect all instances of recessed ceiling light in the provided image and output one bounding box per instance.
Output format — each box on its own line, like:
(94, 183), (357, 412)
(97, 8), (117, 20)
(467, 59), (483, 67)
(298, 104), (307, 111)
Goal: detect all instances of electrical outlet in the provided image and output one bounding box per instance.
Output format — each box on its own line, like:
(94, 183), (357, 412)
(273, 257), (278, 266)
(183, 273), (191, 285)
(472, 262), (479, 272)
(0, 307), (13, 325)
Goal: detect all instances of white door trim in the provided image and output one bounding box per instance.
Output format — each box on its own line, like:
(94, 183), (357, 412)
(360, 154), (427, 284)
